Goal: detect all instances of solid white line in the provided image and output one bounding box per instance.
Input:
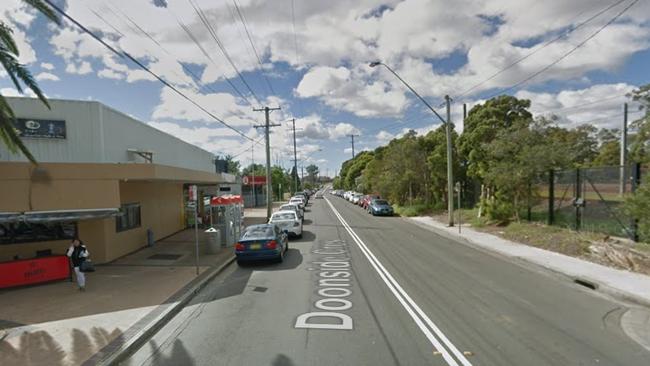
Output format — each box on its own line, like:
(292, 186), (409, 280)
(325, 197), (472, 366)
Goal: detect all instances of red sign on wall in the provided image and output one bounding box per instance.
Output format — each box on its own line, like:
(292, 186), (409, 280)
(0, 255), (71, 289)
(243, 175), (266, 186)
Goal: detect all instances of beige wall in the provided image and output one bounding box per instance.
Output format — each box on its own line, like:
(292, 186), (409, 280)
(0, 220), (106, 262)
(103, 181), (184, 261)
(0, 162), (211, 264)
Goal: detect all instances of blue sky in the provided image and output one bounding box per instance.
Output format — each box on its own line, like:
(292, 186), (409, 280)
(2, 0), (649, 175)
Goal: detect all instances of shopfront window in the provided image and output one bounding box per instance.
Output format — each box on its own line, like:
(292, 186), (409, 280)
(0, 222), (77, 244)
(116, 203), (141, 232)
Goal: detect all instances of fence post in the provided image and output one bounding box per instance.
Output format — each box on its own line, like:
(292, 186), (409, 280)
(548, 169), (554, 225)
(575, 168), (581, 231)
(527, 181), (532, 221)
(631, 162), (641, 242)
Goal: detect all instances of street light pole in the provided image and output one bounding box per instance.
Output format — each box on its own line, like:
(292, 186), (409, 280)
(369, 61), (454, 226)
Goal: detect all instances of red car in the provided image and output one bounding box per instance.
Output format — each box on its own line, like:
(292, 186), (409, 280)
(361, 194), (381, 210)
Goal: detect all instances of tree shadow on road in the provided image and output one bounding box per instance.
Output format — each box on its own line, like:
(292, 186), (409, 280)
(271, 353), (295, 366)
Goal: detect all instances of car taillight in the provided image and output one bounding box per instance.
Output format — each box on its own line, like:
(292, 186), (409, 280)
(265, 240), (277, 250)
(235, 243), (245, 251)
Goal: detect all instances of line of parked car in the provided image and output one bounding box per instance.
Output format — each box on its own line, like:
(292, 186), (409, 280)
(234, 190), (314, 265)
(330, 190), (394, 216)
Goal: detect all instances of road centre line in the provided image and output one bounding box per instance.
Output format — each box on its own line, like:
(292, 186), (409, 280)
(325, 197), (472, 366)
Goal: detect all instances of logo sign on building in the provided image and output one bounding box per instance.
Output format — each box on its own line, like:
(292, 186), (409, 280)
(243, 175), (266, 186)
(14, 118), (66, 139)
(188, 185), (197, 201)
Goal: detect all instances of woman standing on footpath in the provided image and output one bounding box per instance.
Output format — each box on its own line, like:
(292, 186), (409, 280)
(66, 238), (89, 291)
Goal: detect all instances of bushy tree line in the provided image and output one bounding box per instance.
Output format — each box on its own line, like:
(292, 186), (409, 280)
(334, 88), (649, 226)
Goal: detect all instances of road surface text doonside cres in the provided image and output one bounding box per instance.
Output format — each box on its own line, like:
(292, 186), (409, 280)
(295, 239), (353, 330)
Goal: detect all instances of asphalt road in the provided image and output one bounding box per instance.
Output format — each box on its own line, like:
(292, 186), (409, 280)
(123, 195), (650, 366)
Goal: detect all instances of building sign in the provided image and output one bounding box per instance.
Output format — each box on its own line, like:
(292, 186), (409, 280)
(243, 175), (266, 186)
(0, 255), (70, 289)
(14, 118), (66, 139)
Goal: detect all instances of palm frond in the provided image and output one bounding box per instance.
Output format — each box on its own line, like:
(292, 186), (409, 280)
(22, 0), (61, 26)
(0, 94), (36, 163)
(0, 22), (19, 55)
(0, 45), (50, 108)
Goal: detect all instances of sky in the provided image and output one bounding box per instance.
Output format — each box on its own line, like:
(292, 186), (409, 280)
(1, 0), (649, 176)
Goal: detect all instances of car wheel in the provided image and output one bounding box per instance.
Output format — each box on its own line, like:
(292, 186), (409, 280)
(278, 248), (285, 263)
(236, 260), (244, 266)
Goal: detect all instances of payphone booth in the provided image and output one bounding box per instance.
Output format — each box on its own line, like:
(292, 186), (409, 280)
(210, 195), (243, 247)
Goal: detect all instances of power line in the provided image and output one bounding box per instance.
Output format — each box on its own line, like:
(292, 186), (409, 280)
(457, 0), (628, 98)
(483, 0), (639, 101)
(290, 0), (299, 65)
(232, 0), (276, 96)
(43, 0), (254, 142)
(100, 5), (252, 106)
(186, 0), (263, 106)
(176, 18), (254, 106)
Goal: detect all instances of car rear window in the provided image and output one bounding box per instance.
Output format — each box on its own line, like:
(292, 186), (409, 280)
(280, 205), (295, 211)
(374, 200), (389, 205)
(241, 226), (274, 239)
(272, 212), (296, 221)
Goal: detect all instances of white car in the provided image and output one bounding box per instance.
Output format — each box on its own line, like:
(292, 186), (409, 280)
(269, 211), (302, 238)
(289, 197), (305, 210)
(279, 203), (303, 220)
(352, 194), (362, 204)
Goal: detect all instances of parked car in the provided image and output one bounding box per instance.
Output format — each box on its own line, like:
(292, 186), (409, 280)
(269, 211), (303, 238)
(352, 193), (363, 204)
(368, 199), (394, 216)
(235, 224), (289, 264)
(289, 197), (305, 210)
(278, 203), (303, 220)
(361, 194), (381, 209)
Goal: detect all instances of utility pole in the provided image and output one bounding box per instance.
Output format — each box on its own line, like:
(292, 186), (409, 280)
(250, 139), (255, 207)
(349, 134), (360, 159)
(291, 118), (298, 194)
(463, 103), (467, 122)
(620, 103), (628, 195)
(445, 95), (454, 227)
(254, 106), (281, 221)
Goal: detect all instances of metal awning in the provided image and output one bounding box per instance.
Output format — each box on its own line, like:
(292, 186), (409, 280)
(0, 208), (119, 223)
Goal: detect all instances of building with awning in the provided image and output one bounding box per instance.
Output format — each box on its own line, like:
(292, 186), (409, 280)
(0, 97), (236, 264)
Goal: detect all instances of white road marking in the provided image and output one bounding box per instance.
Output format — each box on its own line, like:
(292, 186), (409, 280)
(325, 197), (473, 366)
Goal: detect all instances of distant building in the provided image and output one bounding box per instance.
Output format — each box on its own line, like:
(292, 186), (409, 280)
(0, 97), (236, 263)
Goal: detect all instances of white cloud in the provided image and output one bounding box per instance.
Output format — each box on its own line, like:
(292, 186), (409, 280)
(516, 83), (639, 129)
(295, 65), (409, 117)
(376, 130), (395, 143)
(35, 72), (60, 82)
(97, 69), (123, 80)
(66, 61), (93, 75)
(40, 62), (55, 71)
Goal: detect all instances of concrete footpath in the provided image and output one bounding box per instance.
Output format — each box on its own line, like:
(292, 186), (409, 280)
(409, 216), (650, 307)
(0, 207), (270, 366)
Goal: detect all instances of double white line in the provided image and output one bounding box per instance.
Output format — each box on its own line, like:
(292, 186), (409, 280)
(325, 198), (473, 366)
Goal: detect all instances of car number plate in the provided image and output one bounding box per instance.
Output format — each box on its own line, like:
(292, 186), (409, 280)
(250, 243), (261, 250)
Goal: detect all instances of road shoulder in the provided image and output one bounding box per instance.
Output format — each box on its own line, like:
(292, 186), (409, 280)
(407, 216), (650, 308)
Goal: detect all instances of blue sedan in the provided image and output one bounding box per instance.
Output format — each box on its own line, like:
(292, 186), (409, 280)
(368, 199), (394, 216)
(235, 224), (289, 264)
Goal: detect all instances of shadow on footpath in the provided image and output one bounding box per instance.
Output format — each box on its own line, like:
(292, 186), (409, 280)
(0, 326), (123, 366)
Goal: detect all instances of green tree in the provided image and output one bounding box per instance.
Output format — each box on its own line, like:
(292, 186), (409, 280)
(305, 164), (319, 184)
(458, 95), (533, 180)
(1, 0), (60, 163)
(242, 163), (264, 176)
(271, 166), (289, 200)
(216, 154), (241, 175)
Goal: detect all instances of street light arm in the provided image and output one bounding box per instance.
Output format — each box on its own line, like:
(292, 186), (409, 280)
(375, 62), (447, 124)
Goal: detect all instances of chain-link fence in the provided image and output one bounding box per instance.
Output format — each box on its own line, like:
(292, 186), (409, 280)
(529, 163), (645, 241)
